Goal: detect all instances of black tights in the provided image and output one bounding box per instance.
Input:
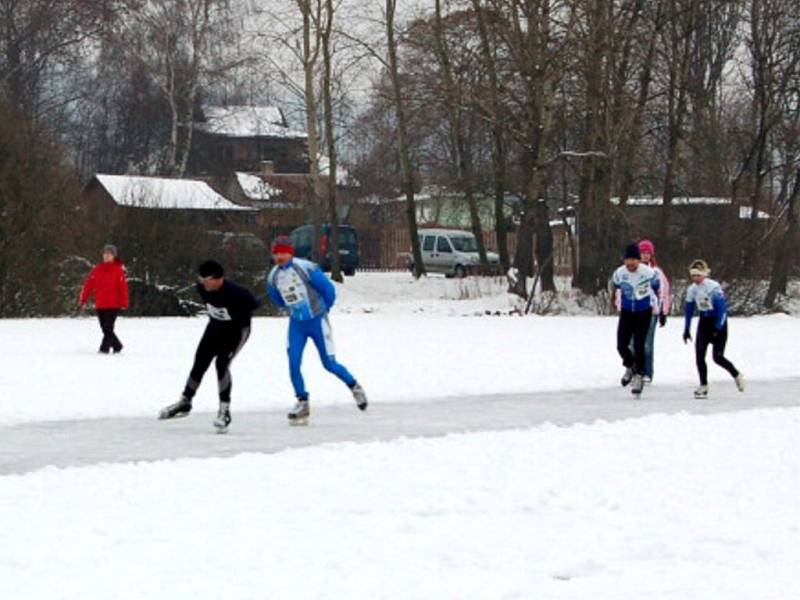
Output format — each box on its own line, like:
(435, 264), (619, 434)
(696, 320), (739, 385)
(617, 310), (652, 375)
(183, 325), (250, 403)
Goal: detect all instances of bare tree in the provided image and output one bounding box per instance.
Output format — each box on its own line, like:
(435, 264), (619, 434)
(0, 0), (110, 119)
(387, 0), (426, 278)
(432, 0), (489, 271)
(471, 0), (511, 272)
(656, 0), (700, 240)
(322, 0), (343, 281)
(108, 0), (237, 176)
(495, 0), (573, 296)
(733, 0), (800, 276)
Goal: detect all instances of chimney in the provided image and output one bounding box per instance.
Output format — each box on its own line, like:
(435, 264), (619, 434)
(260, 160), (275, 176)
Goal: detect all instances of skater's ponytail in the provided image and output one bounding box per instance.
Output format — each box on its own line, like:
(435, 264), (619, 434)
(689, 259), (710, 276)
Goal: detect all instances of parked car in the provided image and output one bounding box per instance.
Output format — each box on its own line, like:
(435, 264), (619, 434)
(288, 224), (359, 276)
(411, 228), (500, 277)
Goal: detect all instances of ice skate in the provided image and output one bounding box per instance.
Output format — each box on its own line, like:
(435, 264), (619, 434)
(159, 395), (192, 419)
(351, 383), (368, 411)
(694, 385), (709, 399)
(631, 374), (644, 396)
(643, 375), (652, 385)
(288, 399), (310, 426)
(620, 367), (634, 387)
(213, 402), (231, 434)
(735, 373), (745, 392)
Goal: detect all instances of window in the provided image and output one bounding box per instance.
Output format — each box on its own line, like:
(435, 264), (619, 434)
(437, 237), (452, 253)
(422, 236), (435, 252)
(450, 236), (478, 252)
(337, 228), (356, 245)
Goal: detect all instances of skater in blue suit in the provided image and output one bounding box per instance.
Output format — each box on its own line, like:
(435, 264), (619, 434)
(267, 235), (367, 424)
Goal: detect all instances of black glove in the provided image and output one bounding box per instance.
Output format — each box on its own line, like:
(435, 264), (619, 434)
(659, 312), (667, 328)
(683, 329), (692, 344)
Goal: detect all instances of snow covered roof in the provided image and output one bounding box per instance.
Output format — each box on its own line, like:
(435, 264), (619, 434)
(610, 196), (730, 206)
(610, 196), (770, 219)
(198, 106), (307, 139)
(235, 172), (281, 202)
(94, 174), (254, 211)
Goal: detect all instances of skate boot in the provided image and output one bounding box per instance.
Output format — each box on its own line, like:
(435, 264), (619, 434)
(287, 399), (310, 426)
(213, 402), (231, 434)
(159, 395), (192, 419)
(631, 374), (644, 396)
(694, 385), (709, 399)
(643, 375), (652, 385)
(351, 383), (368, 411)
(621, 367), (634, 387)
(735, 373), (746, 392)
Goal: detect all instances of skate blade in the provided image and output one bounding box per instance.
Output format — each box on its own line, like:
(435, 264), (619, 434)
(214, 425), (229, 434)
(289, 417), (309, 426)
(158, 411), (191, 420)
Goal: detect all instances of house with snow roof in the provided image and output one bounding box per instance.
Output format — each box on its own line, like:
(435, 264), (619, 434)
(82, 174), (257, 231)
(190, 105), (309, 175)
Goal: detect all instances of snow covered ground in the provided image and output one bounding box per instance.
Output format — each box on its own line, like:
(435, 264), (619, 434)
(1, 306), (797, 426)
(2, 273), (799, 599)
(2, 409), (799, 599)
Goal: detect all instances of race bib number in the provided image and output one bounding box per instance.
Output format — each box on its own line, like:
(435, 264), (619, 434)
(283, 289), (301, 305)
(278, 272), (307, 306)
(207, 304), (232, 321)
(698, 295), (713, 311)
(634, 281), (651, 300)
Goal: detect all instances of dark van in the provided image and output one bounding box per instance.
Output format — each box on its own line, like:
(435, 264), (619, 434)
(288, 224), (359, 276)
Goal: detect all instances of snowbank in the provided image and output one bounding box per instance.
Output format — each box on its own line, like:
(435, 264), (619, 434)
(2, 409), (798, 599)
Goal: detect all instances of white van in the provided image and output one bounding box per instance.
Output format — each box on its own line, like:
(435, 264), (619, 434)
(413, 229), (500, 277)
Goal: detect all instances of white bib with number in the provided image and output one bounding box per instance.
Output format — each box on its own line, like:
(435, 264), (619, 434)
(206, 304), (232, 321)
(276, 269), (309, 306)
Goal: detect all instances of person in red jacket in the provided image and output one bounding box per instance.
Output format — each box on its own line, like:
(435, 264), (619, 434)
(78, 244), (129, 353)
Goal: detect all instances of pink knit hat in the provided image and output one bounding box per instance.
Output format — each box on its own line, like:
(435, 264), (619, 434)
(638, 239), (655, 255)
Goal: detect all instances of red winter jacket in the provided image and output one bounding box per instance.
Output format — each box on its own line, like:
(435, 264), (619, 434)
(79, 260), (129, 310)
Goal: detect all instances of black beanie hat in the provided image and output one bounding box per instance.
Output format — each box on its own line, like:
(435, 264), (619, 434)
(624, 243), (641, 260)
(198, 259), (224, 279)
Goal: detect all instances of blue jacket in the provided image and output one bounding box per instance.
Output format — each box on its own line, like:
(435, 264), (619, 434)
(612, 264), (661, 313)
(267, 258), (335, 321)
(684, 278), (728, 331)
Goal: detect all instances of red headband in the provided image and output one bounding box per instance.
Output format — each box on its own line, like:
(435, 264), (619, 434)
(272, 244), (294, 255)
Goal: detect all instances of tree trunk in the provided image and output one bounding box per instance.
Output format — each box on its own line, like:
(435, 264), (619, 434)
(322, 0), (342, 282)
(574, 0), (614, 294)
(535, 198), (555, 291)
(765, 170), (799, 309)
(433, 0), (488, 272)
(387, 0), (424, 278)
(616, 0), (662, 205)
(299, 0), (322, 263)
(470, 0), (509, 272)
